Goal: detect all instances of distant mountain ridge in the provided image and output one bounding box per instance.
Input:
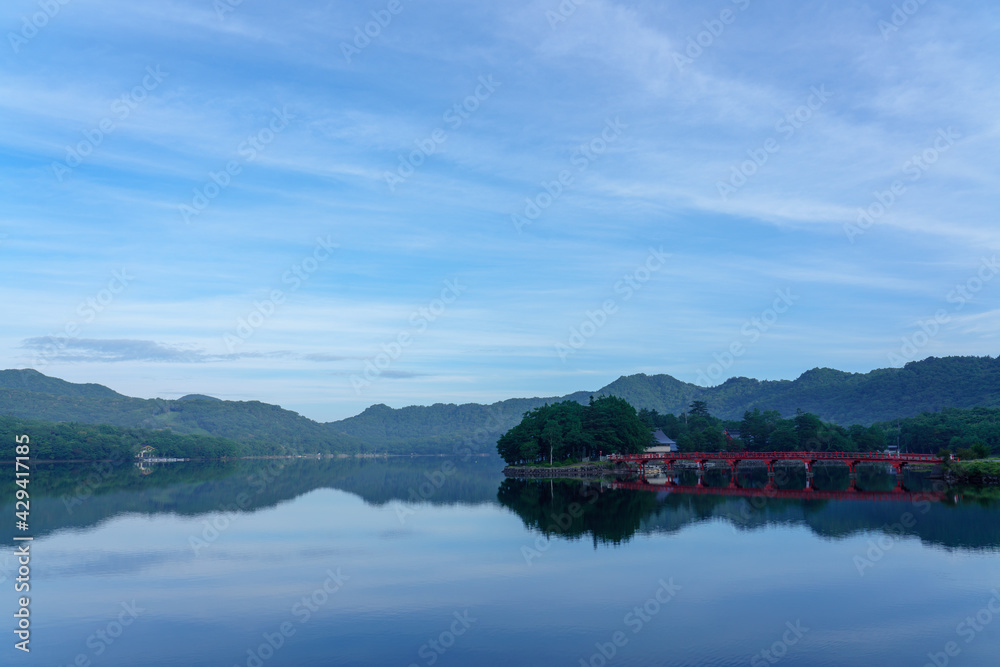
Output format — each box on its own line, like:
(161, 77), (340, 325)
(2, 356), (1000, 454)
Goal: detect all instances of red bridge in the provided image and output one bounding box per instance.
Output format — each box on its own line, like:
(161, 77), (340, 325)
(608, 450), (941, 492)
(608, 450), (940, 475)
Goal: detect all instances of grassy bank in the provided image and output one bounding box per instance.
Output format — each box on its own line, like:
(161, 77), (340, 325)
(952, 459), (1000, 476)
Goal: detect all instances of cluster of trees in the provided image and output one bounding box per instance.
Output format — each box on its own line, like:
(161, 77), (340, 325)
(639, 402), (999, 456)
(639, 401), (735, 451)
(873, 407), (1000, 457)
(500, 397), (1000, 464)
(638, 401), (867, 453)
(640, 402), (892, 453)
(736, 408), (890, 452)
(497, 396), (650, 464)
(0, 415), (251, 460)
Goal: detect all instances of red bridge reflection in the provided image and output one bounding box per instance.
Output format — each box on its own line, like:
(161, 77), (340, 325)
(607, 479), (946, 503)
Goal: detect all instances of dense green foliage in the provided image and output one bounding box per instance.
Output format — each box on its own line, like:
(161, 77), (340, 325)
(639, 402), (734, 451)
(638, 403), (1000, 455)
(0, 415), (249, 460)
(496, 396), (651, 464)
(873, 407), (1000, 455)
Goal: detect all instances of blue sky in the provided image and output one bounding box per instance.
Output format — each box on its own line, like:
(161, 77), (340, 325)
(2, 0), (999, 421)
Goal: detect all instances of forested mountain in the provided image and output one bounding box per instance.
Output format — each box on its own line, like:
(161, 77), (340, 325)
(590, 356), (1000, 424)
(332, 355), (1000, 446)
(2, 355), (1000, 456)
(0, 369), (365, 455)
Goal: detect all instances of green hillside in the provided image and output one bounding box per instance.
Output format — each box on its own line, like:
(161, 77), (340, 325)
(0, 369), (365, 455)
(0, 368), (124, 399)
(0, 414), (249, 460)
(580, 356), (1000, 425)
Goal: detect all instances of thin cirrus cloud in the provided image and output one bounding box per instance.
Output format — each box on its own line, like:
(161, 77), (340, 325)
(19, 338), (340, 365)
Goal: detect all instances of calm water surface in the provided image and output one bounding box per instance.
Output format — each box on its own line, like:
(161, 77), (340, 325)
(3, 457), (1000, 666)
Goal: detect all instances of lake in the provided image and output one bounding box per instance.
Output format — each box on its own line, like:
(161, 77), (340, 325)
(3, 457), (1000, 666)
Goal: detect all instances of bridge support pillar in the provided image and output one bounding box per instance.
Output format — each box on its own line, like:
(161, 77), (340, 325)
(893, 462), (907, 491)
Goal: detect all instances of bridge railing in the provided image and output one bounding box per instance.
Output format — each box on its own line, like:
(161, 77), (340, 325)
(607, 451), (941, 463)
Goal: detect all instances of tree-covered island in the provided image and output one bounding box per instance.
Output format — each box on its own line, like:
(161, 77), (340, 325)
(496, 396), (650, 465)
(498, 396), (1000, 466)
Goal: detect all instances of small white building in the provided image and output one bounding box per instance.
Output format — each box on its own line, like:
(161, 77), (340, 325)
(646, 429), (678, 453)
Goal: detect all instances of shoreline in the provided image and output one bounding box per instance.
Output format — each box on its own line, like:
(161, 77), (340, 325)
(503, 464), (627, 478)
